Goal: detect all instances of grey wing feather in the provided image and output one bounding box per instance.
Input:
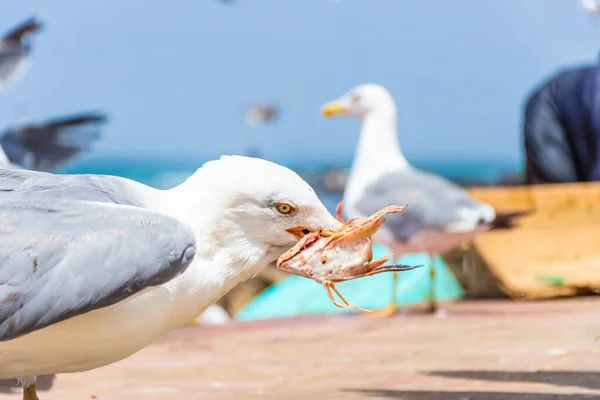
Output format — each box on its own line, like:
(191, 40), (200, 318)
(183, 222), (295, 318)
(0, 169), (196, 341)
(355, 168), (489, 242)
(0, 112), (106, 172)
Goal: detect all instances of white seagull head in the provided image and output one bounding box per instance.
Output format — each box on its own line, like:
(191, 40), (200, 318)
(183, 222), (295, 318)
(321, 83), (396, 120)
(178, 155), (340, 254)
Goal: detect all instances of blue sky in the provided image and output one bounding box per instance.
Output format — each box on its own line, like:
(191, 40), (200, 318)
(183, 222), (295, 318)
(0, 0), (598, 166)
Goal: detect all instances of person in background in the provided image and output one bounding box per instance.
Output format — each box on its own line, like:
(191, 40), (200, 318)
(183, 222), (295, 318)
(522, 56), (600, 184)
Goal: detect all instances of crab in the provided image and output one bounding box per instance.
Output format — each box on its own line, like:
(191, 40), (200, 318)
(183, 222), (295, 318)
(276, 202), (422, 312)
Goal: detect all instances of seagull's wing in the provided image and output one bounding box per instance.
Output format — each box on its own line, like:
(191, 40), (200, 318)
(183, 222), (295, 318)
(1, 16), (42, 42)
(355, 168), (495, 242)
(0, 169), (196, 341)
(0, 112), (107, 171)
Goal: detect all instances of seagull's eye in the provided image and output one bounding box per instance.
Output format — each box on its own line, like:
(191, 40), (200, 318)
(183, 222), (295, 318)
(351, 94), (361, 104)
(276, 202), (296, 215)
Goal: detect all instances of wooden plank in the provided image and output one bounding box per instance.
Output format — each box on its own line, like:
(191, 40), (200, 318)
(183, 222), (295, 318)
(465, 182), (600, 299)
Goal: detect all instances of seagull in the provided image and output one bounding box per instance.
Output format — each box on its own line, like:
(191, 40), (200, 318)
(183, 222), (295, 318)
(321, 84), (529, 317)
(0, 16), (42, 92)
(0, 155), (339, 400)
(244, 103), (279, 127)
(0, 112), (106, 171)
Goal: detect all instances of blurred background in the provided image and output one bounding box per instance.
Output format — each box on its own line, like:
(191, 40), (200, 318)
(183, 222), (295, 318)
(1, 0), (600, 321)
(1, 1), (597, 204)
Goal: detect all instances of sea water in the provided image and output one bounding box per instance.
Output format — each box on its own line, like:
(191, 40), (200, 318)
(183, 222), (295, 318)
(61, 156), (520, 214)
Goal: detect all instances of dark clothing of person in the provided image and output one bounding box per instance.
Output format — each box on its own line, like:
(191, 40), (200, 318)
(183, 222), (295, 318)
(523, 64), (600, 184)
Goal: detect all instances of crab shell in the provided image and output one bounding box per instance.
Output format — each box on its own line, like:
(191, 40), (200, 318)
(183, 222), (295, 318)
(277, 231), (378, 283)
(276, 205), (407, 283)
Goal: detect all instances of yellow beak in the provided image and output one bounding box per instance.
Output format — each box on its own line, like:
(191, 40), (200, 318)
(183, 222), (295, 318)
(320, 101), (350, 118)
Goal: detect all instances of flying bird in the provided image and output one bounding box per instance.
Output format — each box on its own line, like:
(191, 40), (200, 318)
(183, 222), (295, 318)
(0, 112), (107, 171)
(321, 84), (530, 317)
(0, 16), (42, 92)
(244, 102), (279, 127)
(0, 155), (339, 400)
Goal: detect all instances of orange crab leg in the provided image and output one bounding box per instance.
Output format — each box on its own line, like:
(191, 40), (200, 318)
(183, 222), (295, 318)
(368, 204), (407, 220)
(335, 216), (364, 232)
(329, 204), (408, 246)
(328, 206), (406, 247)
(323, 282), (371, 312)
(329, 282), (371, 313)
(329, 217), (386, 247)
(323, 282), (349, 309)
(362, 255), (394, 275)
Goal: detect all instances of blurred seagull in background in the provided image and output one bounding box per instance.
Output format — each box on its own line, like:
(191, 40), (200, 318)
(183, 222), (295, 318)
(321, 84), (530, 317)
(244, 102), (279, 127)
(0, 16), (42, 92)
(0, 112), (107, 171)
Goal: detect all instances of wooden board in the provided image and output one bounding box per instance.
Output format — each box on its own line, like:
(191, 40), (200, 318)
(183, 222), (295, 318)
(465, 182), (600, 300)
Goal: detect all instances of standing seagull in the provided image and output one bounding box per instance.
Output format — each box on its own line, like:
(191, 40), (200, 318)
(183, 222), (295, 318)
(0, 155), (339, 400)
(0, 16), (42, 91)
(321, 84), (527, 317)
(0, 112), (106, 171)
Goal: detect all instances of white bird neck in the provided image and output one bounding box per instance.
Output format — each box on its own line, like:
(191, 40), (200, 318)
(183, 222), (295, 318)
(345, 110), (409, 206)
(149, 181), (278, 327)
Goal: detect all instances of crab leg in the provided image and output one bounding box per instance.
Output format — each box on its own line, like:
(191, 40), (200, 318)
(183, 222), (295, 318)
(323, 282), (349, 309)
(329, 282), (371, 313)
(365, 263), (423, 276)
(335, 216), (364, 232)
(330, 205), (408, 246)
(329, 216), (387, 247)
(368, 204), (407, 221)
(362, 254), (394, 275)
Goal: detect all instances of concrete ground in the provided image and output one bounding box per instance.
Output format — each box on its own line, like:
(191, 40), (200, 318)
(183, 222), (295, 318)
(2, 298), (600, 399)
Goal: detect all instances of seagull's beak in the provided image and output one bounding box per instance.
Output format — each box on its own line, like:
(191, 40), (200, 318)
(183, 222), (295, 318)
(286, 222), (341, 239)
(285, 227), (311, 239)
(321, 100), (351, 118)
